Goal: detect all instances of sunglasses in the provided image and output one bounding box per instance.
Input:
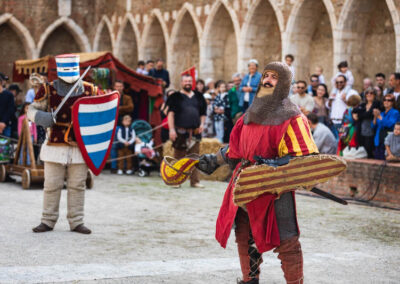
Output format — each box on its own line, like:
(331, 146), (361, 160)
(311, 80), (319, 83)
(383, 99), (394, 102)
(336, 81), (345, 84)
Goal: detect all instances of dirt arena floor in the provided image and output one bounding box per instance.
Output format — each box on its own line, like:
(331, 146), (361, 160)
(0, 173), (399, 283)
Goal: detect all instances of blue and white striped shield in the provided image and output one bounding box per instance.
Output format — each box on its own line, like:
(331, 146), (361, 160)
(72, 91), (120, 175)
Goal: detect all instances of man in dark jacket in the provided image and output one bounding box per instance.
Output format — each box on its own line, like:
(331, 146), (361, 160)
(149, 59), (170, 90)
(0, 73), (15, 137)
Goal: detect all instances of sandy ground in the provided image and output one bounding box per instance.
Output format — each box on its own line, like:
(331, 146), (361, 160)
(0, 172), (399, 284)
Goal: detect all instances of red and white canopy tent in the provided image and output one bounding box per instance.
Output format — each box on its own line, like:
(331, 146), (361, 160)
(13, 52), (164, 144)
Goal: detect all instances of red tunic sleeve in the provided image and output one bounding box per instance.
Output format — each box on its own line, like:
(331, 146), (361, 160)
(227, 115), (244, 159)
(278, 114), (319, 157)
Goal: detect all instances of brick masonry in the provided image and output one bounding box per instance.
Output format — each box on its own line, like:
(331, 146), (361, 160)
(0, 0), (399, 89)
(319, 159), (400, 206)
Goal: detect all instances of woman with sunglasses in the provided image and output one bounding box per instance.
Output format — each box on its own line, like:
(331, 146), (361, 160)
(372, 93), (400, 159)
(352, 87), (382, 158)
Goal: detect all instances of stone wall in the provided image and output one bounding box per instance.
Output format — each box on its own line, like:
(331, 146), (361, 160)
(319, 159), (400, 206)
(1, 0), (400, 90)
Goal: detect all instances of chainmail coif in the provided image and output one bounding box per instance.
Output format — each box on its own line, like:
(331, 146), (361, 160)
(53, 78), (84, 97)
(244, 62), (300, 125)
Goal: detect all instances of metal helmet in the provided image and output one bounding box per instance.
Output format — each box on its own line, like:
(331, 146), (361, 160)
(55, 54), (80, 84)
(160, 155), (199, 186)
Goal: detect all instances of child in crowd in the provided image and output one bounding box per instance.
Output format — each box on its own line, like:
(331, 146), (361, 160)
(385, 122), (400, 161)
(116, 115), (136, 175)
(212, 81), (229, 143)
(337, 94), (362, 156)
(136, 60), (148, 75)
(18, 102), (37, 165)
(285, 54), (295, 79)
(202, 93), (215, 138)
(135, 137), (156, 167)
(331, 61), (354, 89)
(315, 66), (325, 84)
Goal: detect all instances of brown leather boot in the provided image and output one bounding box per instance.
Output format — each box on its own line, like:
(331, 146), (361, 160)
(32, 223), (53, 233)
(273, 236), (304, 284)
(237, 278), (259, 284)
(72, 224), (92, 234)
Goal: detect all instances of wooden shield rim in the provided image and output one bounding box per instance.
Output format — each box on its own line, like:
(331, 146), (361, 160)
(72, 91), (120, 176)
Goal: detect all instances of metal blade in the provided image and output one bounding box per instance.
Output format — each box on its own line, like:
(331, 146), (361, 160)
(310, 187), (348, 205)
(52, 65), (92, 122)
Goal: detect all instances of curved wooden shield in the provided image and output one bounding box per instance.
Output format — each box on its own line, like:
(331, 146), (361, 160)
(234, 155), (347, 206)
(72, 91), (120, 176)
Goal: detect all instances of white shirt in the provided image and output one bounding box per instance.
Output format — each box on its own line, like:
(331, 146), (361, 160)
(327, 88), (358, 124)
(40, 142), (85, 164)
(290, 93), (315, 112)
(117, 127), (136, 144)
(394, 92), (400, 100)
(318, 74), (325, 84)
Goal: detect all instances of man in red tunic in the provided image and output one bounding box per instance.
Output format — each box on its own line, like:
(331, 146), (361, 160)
(197, 62), (319, 284)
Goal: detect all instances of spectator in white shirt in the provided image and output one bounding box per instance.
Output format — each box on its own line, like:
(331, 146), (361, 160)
(290, 80), (315, 115)
(326, 75), (359, 136)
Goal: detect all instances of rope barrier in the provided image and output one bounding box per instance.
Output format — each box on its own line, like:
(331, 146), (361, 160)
(106, 143), (165, 163)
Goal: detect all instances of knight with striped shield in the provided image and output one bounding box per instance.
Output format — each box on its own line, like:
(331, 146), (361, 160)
(28, 54), (100, 234)
(196, 62), (346, 284)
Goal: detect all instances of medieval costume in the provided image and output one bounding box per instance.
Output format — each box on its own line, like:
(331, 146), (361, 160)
(27, 54), (98, 234)
(198, 62), (319, 283)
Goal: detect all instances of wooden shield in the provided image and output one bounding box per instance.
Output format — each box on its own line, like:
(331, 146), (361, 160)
(72, 92), (120, 176)
(233, 155), (347, 206)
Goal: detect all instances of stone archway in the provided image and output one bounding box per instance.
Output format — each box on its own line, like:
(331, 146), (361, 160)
(116, 18), (139, 69)
(37, 17), (90, 57)
(286, 0), (334, 85)
(201, 2), (238, 81)
(338, 0), (396, 90)
(142, 16), (167, 62)
(241, 0), (282, 72)
(96, 26), (113, 52)
(40, 25), (82, 57)
(169, 11), (200, 88)
(93, 16), (114, 53)
(0, 22), (27, 77)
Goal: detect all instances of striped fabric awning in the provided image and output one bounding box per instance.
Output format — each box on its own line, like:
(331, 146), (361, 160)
(233, 155), (347, 206)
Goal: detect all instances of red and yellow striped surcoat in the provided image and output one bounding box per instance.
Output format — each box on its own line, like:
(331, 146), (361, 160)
(215, 114), (318, 253)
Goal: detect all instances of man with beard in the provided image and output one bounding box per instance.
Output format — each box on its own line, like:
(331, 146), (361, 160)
(197, 62), (320, 283)
(167, 74), (207, 188)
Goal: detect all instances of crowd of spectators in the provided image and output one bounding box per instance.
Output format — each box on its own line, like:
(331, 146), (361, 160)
(166, 56), (400, 162)
(1, 54), (400, 172)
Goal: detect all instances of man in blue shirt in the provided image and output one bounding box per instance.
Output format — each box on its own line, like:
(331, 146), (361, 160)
(239, 59), (262, 112)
